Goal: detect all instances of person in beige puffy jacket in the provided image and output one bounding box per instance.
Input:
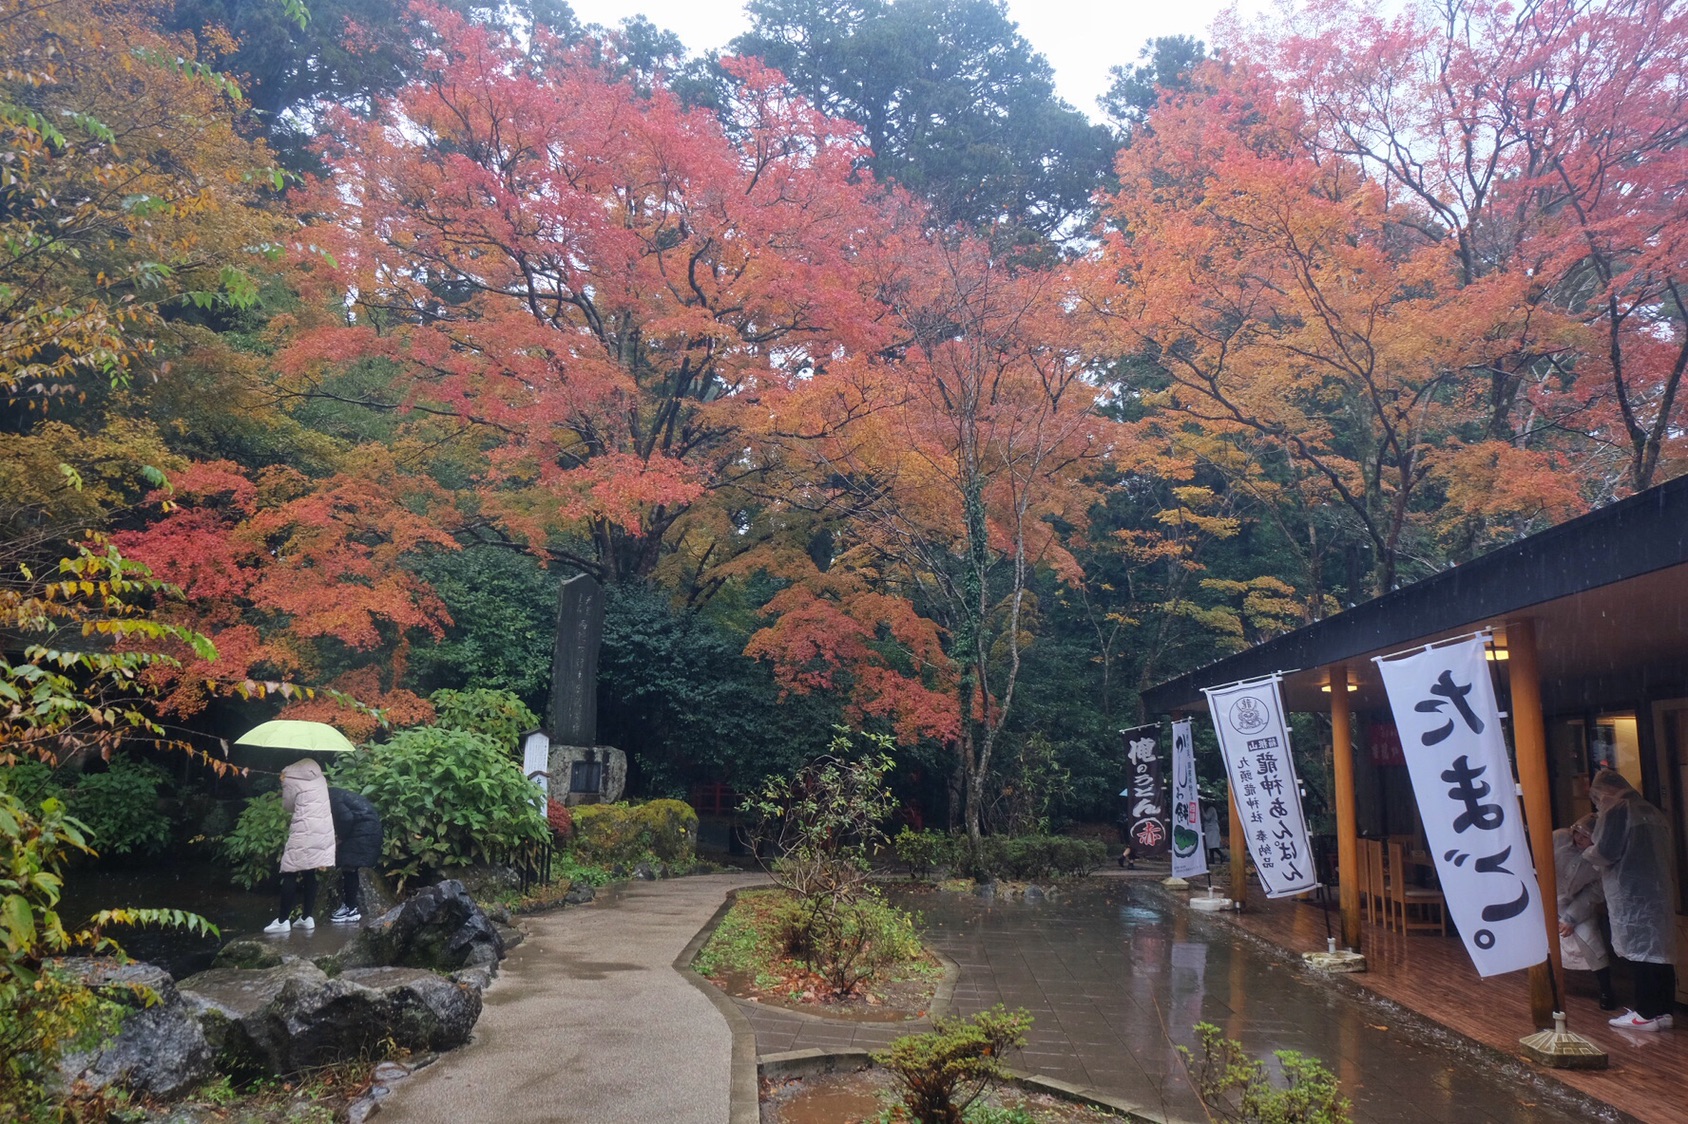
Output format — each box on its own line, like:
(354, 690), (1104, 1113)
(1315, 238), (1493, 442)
(265, 756), (336, 934)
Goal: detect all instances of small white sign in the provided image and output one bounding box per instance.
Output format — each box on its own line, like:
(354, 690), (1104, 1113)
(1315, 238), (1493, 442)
(521, 730), (550, 798)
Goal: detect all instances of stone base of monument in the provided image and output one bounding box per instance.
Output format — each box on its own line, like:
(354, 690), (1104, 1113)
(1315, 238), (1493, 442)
(546, 744), (627, 806)
(1302, 949), (1367, 973)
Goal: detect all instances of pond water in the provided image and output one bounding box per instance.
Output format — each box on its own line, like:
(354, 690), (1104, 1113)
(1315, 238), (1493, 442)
(883, 880), (1601, 1124)
(58, 861), (358, 977)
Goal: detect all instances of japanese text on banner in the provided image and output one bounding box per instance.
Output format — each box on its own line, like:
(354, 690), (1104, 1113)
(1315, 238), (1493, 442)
(1202, 678), (1317, 898)
(1169, 719), (1207, 880)
(1374, 635), (1548, 977)
(1121, 724), (1169, 857)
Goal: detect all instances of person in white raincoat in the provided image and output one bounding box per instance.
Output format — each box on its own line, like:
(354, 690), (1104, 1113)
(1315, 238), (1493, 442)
(1554, 814), (1613, 1009)
(1584, 769), (1677, 1031)
(265, 756), (335, 935)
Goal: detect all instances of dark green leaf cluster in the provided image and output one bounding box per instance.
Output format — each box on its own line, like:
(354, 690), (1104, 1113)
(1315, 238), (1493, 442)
(330, 727), (547, 889)
(873, 1005), (1033, 1124)
(61, 757), (172, 858)
(1178, 1022), (1352, 1124)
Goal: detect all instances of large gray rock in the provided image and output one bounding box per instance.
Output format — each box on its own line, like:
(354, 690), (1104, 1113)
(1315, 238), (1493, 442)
(178, 960), (482, 1074)
(56, 959), (215, 1099)
(339, 879), (505, 973)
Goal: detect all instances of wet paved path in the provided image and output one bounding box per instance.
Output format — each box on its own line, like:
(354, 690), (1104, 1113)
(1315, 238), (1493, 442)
(741, 876), (1606, 1124)
(377, 873), (761, 1124)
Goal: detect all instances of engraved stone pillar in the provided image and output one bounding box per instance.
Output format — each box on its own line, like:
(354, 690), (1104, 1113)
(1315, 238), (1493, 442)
(549, 573), (605, 747)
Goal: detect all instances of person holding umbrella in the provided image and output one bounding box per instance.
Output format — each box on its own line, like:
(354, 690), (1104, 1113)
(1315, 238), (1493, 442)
(267, 754), (335, 933)
(236, 720), (353, 936)
(327, 786), (383, 923)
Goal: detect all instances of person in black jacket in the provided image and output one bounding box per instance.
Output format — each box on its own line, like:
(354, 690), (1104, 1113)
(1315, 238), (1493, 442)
(327, 787), (384, 923)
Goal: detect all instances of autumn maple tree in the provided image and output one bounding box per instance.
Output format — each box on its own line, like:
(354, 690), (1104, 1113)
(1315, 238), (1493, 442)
(1092, 56), (1586, 601)
(748, 238), (1113, 841)
(282, 6), (900, 587)
(1245, 0), (1688, 495)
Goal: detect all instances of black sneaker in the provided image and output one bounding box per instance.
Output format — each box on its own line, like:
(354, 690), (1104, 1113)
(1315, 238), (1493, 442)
(331, 907), (361, 923)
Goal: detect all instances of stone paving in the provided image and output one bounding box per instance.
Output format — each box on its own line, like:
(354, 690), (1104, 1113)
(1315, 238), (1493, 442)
(741, 875), (1612, 1124)
(375, 870), (1625, 1124)
(376, 872), (761, 1124)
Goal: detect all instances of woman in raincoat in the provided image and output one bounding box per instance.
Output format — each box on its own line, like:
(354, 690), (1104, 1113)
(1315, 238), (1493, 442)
(266, 756), (335, 934)
(1554, 814), (1613, 1009)
(1583, 769), (1676, 1031)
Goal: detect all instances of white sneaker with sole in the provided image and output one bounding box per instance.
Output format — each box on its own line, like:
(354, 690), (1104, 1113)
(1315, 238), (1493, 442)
(1609, 1011), (1663, 1032)
(295, 915), (315, 932)
(332, 909), (361, 923)
(263, 918), (291, 935)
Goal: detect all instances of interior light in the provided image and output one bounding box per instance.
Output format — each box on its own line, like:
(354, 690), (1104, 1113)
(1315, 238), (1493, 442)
(1485, 648), (1510, 661)
(1320, 683), (1359, 693)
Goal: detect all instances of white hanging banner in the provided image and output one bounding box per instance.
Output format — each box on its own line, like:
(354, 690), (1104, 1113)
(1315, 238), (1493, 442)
(1374, 634), (1548, 977)
(1203, 676), (1317, 898)
(1169, 719), (1208, 880)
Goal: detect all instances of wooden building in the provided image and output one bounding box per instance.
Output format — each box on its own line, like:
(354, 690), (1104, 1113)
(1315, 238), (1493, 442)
(1143, 475), (1688, 1015)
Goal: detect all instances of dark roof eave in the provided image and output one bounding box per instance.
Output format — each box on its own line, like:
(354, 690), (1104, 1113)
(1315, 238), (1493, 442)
(1141, 476), (1688, 714)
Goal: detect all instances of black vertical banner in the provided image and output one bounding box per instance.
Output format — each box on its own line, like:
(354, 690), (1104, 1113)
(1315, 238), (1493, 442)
(1120, 724), (1169, 857)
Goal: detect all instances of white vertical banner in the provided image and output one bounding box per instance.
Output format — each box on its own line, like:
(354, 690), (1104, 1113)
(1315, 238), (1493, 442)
(1169, 719), (1208, 880)
(1203, 676), (1318, 898)
(1374, 634), (1548, 977)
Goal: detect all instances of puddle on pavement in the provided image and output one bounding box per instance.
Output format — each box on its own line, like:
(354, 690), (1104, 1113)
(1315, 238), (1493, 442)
(764, 1071), (888, 1124)
(875, 880), (1603, 1124)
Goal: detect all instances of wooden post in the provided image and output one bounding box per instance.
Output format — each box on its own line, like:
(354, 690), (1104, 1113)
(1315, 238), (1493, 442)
(1507, 618), (1563, 1028)
(1330, 664), (1362, 953)
(1230, 785), (1248, 907)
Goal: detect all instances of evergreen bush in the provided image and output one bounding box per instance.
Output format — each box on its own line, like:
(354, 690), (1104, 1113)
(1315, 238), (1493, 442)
(570, 800), (698, 865)
(331, 727), (547, 888)
(62, 757), (171, 857)
(219, 791), (289, 889)
(873, 1005), (1033, 1124)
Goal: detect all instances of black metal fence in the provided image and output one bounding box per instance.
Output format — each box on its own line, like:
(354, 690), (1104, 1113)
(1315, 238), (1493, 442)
(494, 838), (554, 894)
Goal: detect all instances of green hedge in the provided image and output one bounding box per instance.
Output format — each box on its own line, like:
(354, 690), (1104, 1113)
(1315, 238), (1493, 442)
(893, 829), (1106, 881)
(570, 799), (698, 866)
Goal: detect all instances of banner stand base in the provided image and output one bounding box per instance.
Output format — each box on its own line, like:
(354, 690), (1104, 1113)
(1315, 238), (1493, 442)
(1302, 949), (1367, 973)
(1519, 1012), (1607, 1069)
(1161, 877), (1192, 891)
(1190, 892), (1233, 912)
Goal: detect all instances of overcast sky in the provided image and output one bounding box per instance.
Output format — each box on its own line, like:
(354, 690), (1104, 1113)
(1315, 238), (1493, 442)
(568, 0), (1268, 121)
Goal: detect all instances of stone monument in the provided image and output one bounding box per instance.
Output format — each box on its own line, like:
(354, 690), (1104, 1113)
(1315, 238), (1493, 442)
(543, 573), (625, 806)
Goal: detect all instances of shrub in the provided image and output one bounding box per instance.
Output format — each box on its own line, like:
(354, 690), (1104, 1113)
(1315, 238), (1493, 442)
(331, 726), (547, 888)
(63, 757), (171, 857)
(873, 1005), (1033, 1124)
(569, 800), (698, 866)
(0, 762), (63, 808)
(893, 827), (959, 880)
(0, 792), (215, 1120)
(785, 891), (924, 999)
(219, 791), (289, 889)
(546, 799), (574, 842)
(1179, 1022), (1351, 1124)
(964, 834), (1107, 881)
(428, 687), (539, 750)
(639, 798), (697, 861)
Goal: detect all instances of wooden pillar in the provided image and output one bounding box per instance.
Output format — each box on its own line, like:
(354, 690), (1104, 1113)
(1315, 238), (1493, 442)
(1330, 664), (1363, 952)
(1229, 785), (1248, 907)
(1507, 618), (1563, 1028)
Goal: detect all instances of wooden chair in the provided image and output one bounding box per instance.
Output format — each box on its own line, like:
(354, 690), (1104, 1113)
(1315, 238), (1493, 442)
(1361, 838), (1387, 928)
(1387, 840), (1447, 935)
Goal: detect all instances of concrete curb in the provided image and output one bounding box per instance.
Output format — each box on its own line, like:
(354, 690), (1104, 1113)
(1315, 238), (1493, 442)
(755, 1047), (1182, 1124)
(675, 886), (768, 1124)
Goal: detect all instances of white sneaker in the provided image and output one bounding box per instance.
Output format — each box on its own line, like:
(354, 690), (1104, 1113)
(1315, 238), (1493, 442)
(295, 915), (315, 932)
(1609, 1011), (1663, 1032)
(1608, 1009), (1637, 1026)
(1655, 1013), (1674, 1029)
(263, 918), (291, 935)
